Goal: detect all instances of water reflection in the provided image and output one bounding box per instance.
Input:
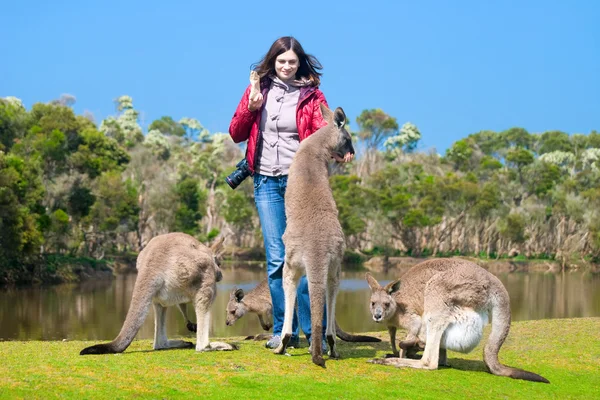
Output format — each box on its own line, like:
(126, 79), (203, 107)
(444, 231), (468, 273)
(0, 265), (599, 341)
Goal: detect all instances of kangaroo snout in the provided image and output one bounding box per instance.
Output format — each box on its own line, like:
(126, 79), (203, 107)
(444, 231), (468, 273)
(372, 310), (383, 322)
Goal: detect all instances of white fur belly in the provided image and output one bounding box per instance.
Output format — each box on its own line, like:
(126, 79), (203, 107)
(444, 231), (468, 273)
(441, 309), (488, 353)
(155, 289), (190, 307)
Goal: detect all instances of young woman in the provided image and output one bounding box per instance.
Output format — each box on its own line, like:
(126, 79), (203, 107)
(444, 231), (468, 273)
(229, 36), (351, 349)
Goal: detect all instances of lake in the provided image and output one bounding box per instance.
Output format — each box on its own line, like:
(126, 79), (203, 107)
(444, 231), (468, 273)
(0, 265), (599, 342)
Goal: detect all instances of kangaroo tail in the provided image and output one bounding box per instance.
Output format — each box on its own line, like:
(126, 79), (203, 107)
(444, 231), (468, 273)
(483, 279), (550, 383)
(80, 278), (155, 355)
(335, 321), (381, 342)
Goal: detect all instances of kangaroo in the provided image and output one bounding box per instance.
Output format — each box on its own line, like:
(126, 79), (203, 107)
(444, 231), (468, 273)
(273, 104), (355, 367)
(365, 258), (549, 383)
(226, 278), (381, 343)
(226, 279), (273, 336)
(80, 233), (235, 355)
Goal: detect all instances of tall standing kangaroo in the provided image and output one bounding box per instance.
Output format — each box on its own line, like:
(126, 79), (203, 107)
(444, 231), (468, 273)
(80, 233), (235, 355)
(273, 104), (355, 367)
(226, 278), (380, 343)
(366, 258), (549, 383)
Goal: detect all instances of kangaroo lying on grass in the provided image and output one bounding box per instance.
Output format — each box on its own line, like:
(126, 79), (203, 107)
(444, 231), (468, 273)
(274, 104), (355, 367)
(366, 258), (549, 383)
(80, 233), (236, 355)
(226, 278), (381, 343)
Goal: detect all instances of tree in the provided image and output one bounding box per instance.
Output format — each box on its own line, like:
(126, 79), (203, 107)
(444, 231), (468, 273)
(331, 175), (368, 246)
(144, 129), (171, 160)
(174, 176), (206, 235)
(29, 102), (82, 152)
(468, 130), (502, 157)
(0, 97), (29, 151)
(86, 171), (140, 255)
(506, 148), (534, 183)
(384, 122), (421, 154)
(99, 95), (144, 148)
(356, 109), (399, 151)
(445, 139), (475, 171)
(525, 161), (562, 197)
(498, 213), (528, 244)
(148, 116), (186, 137)
(180, 117), (209, 142)
(502, 127), (533, 150)
(223, 190), (255, 246)
(71, 128), (130, 178)
(0, 152), (44, 277)
(537, 130), (572, 155)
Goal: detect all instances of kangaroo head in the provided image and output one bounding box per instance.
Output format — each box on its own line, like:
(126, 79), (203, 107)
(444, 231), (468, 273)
(225, 287), (248, 326)
(366, 273), (401, 323)
(319, 103), (355, 162)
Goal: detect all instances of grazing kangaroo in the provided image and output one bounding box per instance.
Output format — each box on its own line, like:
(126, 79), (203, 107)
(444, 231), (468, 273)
(226, 278), (381, 343)
(80, 233), (235, 355)
(273, 104), (355, 367)
(365, 258), (549, 383)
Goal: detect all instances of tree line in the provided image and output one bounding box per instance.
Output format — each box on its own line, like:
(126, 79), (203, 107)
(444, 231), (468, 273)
(1, 95), (599, 283)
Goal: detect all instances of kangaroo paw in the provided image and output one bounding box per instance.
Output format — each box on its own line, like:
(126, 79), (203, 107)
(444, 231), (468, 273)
(312, 354), (326, 368)
(208, 341), (238, 351)
(326, 335), (339, 359)
(156, 340), (194, 350)
(273, 334), (291, 355)
(186, 322), (197, 332)
(368, 358), (390, 365)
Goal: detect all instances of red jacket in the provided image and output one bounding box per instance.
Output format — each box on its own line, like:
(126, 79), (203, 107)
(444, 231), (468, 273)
(229, 78), (328, 173)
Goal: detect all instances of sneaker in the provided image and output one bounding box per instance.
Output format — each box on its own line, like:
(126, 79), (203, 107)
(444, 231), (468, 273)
(265, 335), (281, 349)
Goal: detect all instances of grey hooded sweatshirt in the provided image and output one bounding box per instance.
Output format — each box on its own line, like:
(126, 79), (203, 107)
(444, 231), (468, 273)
(256, 76), (301, 176)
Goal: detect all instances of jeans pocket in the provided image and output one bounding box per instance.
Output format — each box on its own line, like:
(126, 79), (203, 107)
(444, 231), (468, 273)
(253, 174), (267, 191)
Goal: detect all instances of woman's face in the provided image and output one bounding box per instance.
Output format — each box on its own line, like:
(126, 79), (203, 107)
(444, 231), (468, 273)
(275, 50), (299, 81)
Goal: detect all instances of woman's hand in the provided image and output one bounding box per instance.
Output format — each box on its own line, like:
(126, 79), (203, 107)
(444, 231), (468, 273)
(333, 153), (355, 163)
(248, 92), (264, 112)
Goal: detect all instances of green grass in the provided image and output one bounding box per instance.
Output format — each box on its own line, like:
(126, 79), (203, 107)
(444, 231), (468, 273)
(1, 318), (598, 399)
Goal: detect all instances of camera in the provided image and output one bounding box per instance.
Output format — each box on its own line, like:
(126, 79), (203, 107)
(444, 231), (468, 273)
(225, 158), (252, 189)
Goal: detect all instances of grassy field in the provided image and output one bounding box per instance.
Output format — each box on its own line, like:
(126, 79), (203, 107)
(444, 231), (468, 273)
(0, 318), (598, 399)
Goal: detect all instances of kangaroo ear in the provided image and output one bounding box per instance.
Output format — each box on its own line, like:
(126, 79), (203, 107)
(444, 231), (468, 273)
(385, 279), (401, 295)
(365, 273), (381, 291)
(210, 236), (225, 254)
(333, 107), (346, 129)
(234, 288), (245, 302)
(319, 103), (334, 122)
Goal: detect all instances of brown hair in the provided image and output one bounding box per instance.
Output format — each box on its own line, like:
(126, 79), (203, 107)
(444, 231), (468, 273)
(252, 36), (323, 86)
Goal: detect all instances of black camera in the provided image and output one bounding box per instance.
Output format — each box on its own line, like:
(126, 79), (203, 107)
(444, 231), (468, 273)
(225, 158), (252, 189)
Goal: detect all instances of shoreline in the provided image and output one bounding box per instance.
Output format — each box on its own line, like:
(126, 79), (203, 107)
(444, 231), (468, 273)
(2, 252), (598, 287)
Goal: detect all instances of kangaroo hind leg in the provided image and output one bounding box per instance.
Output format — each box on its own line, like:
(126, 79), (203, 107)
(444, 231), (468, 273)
(153, 303), (194, 350)
(274, 261), (302, 355)
(369, 316), (448, 370)
(325, 266), (340, 359)
(307, 267), (327, 367)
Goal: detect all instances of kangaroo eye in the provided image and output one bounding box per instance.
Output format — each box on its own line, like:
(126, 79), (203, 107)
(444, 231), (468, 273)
(370, 302), (375, 307)
(383, 302), (390, 307)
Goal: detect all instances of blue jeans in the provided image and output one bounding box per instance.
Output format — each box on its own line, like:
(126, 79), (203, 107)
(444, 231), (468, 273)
(253, 173), (325, 341)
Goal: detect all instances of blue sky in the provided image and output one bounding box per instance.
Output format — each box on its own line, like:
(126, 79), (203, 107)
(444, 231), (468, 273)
(1, 0), (598, 154)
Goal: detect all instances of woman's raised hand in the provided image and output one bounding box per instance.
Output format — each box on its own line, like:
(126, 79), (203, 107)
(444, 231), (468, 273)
(248, 92), (264, 112)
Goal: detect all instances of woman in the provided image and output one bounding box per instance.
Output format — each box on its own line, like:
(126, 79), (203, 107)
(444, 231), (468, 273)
(229, 36), (345, 350)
